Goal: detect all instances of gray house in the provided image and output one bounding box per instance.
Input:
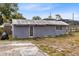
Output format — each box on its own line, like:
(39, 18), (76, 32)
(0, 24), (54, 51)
(12, 19), (69, 38)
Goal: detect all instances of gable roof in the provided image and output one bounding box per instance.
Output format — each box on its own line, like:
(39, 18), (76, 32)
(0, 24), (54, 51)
(12, 19), (69, 26)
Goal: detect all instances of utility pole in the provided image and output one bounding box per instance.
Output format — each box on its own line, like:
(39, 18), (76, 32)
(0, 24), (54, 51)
(72, 12), (74, 20)
(50, 10), (52, 19)
(48, 7), (52, 19)
(72, 7), (75, 20)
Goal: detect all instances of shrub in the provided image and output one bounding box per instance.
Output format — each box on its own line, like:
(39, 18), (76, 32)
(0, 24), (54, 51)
(0, 28), (3, 35)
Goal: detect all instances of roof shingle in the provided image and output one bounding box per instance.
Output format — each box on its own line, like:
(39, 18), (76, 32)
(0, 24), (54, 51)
(12, 19), (69, 26)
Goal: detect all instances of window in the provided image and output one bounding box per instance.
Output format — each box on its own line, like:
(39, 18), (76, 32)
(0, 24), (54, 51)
(56, 26), (62, 30)
(30, 26), (33, 36)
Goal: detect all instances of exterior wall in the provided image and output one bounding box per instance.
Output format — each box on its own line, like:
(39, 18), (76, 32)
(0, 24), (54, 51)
(33, 25), (68, 37)
(12, 25), (29, 38)
(12, 25), (69, 38)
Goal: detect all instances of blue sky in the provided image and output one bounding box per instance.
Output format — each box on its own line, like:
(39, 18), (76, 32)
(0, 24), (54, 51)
(18, 3), (79, 20)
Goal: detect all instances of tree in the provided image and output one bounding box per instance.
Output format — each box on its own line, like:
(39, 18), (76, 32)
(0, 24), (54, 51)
(12, 13), (26, 19)
(55, 14), (62, 20)
(0, 3), (25, 24)
(48, 15), (52, 19)
(0, 3), (18, 19)
(0, 14), (3, 25)
(32, 16), (41, 20)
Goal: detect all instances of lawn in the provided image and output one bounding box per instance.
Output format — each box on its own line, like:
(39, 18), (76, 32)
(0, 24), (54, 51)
(1, 32), (79, 56)
(28, 32), (79, 56)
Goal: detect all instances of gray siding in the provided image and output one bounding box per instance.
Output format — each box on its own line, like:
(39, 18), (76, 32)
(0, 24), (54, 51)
(34, 26), (68, 37)
(34, 26), (55, 37)
(12, 25), (29, 38)
(12, 25), (69, 38)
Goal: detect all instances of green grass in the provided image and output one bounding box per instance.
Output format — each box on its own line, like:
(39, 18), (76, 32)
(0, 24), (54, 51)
(0, 28), (3, 35)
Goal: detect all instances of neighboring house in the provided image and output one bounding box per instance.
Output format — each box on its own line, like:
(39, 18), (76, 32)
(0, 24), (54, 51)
(12, 19), (69, 38)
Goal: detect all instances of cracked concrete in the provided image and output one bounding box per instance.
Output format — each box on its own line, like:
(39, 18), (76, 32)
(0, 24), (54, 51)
(0, 42), (47, 56)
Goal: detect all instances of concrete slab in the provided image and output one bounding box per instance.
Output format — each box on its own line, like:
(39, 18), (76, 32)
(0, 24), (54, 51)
(0, 42), (47, 56)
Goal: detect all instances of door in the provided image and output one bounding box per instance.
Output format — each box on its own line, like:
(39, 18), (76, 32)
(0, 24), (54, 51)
(29, 26), (34, 37)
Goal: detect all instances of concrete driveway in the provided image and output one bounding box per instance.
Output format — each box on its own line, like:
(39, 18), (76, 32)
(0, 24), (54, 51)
(0, 41), (47, 56)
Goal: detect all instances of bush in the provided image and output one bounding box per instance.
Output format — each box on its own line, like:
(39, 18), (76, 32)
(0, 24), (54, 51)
(0, 28), (3, 35)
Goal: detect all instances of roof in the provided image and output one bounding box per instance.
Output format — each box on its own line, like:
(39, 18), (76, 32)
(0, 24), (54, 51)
(0, 23), (11, 28)
(12, 19), (69, 26)
(43, 18), (56, 20)
(43, 18), (79, 25)
(4, 23), (12, 26)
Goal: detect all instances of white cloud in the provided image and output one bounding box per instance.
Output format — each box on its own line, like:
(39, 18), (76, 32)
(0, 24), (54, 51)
(51, 12), (79, 20)
(25, 4), (39, 10)
(21, 10), (79, 20)
(22, 13), (49, 19)
(61, 13), (79, 20)
(19, 4), (79, 20)
(19, 4), (51, 11)
(73, 14), (79, 20)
